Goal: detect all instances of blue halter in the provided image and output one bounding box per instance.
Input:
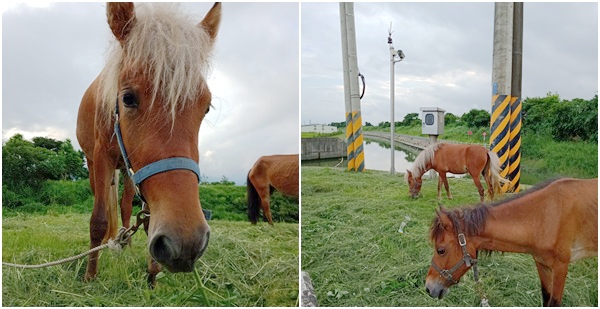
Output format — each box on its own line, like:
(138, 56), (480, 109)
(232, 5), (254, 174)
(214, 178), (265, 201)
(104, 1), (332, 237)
(113, 100), (201, 202)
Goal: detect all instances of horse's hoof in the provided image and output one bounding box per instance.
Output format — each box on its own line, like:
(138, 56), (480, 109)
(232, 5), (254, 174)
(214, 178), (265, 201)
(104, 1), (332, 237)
(147, 273), (157, 289)
(83, 272), (96, 282)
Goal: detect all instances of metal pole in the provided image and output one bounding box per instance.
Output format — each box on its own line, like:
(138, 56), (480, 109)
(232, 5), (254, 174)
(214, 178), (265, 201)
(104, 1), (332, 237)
(388, 28), (403, 175)
(339, 3), (355, 171)
(389, 35), (396, 175)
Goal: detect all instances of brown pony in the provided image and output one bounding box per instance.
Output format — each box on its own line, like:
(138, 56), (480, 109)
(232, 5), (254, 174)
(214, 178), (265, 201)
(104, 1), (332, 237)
(425, 178), (598, 306)
(405, 142), (507, 202)
(76, 2), (221, 286)
(247, 154), (299, 225)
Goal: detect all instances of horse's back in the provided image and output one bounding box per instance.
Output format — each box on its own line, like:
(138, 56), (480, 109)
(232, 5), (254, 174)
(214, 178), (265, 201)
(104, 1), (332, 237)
(434, 143), (487, 173)
(250, 154), (299, 197)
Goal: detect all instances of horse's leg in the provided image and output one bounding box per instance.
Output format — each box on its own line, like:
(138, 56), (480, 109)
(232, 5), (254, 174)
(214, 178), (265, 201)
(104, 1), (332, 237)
(437, 177), (442, 200)
(469, 171), (485, 202)
(84, 155), (115, 282)
(534, 261), (554, 306)
(534, 260), (567, 307)
(120, 170), (134, 229)
(261, 191), (274, 225)
(439, 173), (452, 200)
(147, 256), (161, 289)
(547, 262), (569, 306)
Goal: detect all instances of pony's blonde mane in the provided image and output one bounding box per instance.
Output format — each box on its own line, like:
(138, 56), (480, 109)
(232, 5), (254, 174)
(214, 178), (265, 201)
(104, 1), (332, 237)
(404, 142), (444, 182)
(98, 3), (214, 124)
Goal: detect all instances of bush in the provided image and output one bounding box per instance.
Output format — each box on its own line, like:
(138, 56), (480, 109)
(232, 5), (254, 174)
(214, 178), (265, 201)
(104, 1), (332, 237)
(39, 179), (92, 206)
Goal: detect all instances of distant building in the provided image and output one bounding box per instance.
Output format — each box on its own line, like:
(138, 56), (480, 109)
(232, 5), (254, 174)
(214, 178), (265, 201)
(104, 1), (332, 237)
(301, 124), (338, 134)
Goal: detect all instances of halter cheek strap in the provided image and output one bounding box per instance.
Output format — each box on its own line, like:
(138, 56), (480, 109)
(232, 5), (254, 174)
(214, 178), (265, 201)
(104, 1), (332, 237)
(430, 232), (479, 284)
(114, 100), (200, 201)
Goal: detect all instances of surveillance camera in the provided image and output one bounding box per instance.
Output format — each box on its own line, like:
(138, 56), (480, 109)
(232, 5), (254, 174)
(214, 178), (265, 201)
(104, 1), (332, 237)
(397, 50), (405, 60)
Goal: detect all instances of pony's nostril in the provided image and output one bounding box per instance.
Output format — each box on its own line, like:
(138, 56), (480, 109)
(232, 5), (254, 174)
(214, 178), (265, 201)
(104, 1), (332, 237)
(150, 235), (178, 264)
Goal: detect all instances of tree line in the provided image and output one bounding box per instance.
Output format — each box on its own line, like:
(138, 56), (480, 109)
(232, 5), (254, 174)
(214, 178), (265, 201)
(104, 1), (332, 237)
(2, 134), (298, 223)
(330, 93), (598, 143)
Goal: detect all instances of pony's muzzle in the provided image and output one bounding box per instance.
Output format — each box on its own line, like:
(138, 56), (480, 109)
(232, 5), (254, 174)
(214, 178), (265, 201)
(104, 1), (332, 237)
(425, 280), (448, 300)
(149, 227), (210, 273)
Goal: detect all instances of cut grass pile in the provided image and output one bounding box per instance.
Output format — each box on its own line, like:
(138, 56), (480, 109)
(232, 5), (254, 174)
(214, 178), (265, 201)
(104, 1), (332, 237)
(301, 166), (597, 307)
(3, 214), (298, 306)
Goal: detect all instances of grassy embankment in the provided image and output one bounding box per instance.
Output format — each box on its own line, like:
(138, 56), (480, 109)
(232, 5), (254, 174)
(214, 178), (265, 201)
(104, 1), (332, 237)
(301, 167), (597, 307)
(3, 214), (298, 306)
(2, 182), (299, 306)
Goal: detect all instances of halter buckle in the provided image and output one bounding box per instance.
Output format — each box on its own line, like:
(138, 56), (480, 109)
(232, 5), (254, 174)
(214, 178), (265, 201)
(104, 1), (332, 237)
(458, 233), (467, 246)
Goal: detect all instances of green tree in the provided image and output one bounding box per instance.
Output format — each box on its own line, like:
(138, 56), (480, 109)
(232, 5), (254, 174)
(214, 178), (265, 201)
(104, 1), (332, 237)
(444, 112), (460, 125)
(400, 113), (420, 126)
(522, 92), (560, 136)
(461, 109), (491, 128)
(2, 134), (88, 191)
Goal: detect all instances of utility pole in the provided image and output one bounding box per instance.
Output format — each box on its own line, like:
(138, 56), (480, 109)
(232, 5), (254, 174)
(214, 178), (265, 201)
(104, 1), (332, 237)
(490, 2), (523, 192)
(340, 3), (365, 172)
(388, 24), (404, 175)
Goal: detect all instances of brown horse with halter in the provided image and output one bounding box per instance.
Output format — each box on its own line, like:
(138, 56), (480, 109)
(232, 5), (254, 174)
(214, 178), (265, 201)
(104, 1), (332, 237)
(247, 154), (299, 225)
(405, 142), (507, 202)
(425, 178), (597, 306)
(76, 2), (221, 286)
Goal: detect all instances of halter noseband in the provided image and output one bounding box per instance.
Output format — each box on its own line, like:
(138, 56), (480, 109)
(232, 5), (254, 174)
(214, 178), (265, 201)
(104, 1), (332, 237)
(430, 231), (479, 285)
(114, 99), (201, 202)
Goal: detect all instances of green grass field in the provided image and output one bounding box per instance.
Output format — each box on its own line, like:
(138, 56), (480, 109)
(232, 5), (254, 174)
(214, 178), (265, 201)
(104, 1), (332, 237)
(3, 213), (298, 306)
(301, 167), (597, 307)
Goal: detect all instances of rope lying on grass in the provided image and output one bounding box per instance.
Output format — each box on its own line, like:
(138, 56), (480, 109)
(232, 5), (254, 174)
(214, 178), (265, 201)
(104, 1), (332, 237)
(2, 210), (148, 269)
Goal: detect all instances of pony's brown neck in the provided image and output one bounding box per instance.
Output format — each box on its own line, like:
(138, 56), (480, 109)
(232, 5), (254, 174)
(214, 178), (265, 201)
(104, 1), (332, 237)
(472, 189), (548, 254)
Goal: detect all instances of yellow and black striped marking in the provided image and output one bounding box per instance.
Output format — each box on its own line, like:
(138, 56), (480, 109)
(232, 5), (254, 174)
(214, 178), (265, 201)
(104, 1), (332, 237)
(507, 96), (521, 192)
(345, 112), (355, 171)
(490, 94), (510, 192)
(352, 111), (364, 171)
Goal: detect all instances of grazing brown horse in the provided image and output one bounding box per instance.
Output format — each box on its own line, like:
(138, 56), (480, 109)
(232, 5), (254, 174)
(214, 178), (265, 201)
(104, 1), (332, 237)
(76, 2), (221, 286)
(425, 178), (598, 306)
(405, 142), (507, 202)
(247, 154), (299, 225)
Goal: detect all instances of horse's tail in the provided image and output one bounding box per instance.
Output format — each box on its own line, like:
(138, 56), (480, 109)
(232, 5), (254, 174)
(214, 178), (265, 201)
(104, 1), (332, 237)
(247, 171), (261, 224)
(485, 150), (511, 200)
(103, 170), (120, 243)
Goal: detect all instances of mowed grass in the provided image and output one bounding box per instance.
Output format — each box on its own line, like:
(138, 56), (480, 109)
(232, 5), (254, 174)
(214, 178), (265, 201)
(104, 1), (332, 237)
(301, 167), (597, 307)
(3, 213), (298, 306)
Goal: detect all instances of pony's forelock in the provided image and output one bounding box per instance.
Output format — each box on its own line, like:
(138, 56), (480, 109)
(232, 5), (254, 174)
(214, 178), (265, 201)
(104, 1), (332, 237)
(429, 205), (490, 244)
(98, 3), (215, 125)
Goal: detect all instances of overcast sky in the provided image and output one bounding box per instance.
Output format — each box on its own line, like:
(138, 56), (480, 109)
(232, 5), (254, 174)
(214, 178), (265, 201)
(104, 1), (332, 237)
(301, 2), (598, 126)
(2, 2), (299, 185)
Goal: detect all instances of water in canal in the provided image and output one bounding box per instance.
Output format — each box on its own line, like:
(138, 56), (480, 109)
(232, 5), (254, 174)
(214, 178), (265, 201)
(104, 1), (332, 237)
(302, 138), (419, 173)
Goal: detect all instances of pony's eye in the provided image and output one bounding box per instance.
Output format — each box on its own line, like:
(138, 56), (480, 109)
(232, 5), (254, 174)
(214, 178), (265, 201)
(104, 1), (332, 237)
(122, 91), (139, 108)
(437, 248), (446, 256)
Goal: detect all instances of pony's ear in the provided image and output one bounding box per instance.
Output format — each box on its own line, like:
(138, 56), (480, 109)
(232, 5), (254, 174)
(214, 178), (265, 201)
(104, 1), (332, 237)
(199, 2), (221, 40)
(435, 206), (452, 231)
(107, 2), (136, 45)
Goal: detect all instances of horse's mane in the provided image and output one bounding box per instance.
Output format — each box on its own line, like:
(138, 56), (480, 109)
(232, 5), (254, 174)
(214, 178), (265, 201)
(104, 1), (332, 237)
(98, 3), (214, 125)
(404, 142), (444, 182)
(429, 178), (561, 243)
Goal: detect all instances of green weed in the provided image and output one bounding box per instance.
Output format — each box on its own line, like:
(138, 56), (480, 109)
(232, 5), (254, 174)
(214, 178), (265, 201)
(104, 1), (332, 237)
(301, 167), (597, 307)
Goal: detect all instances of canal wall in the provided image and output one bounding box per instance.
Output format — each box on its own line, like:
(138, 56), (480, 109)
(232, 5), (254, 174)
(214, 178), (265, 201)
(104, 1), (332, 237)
(302, 132), (477, 161)
(362, 131), (430, 151)
(301, 137), (347, 161)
